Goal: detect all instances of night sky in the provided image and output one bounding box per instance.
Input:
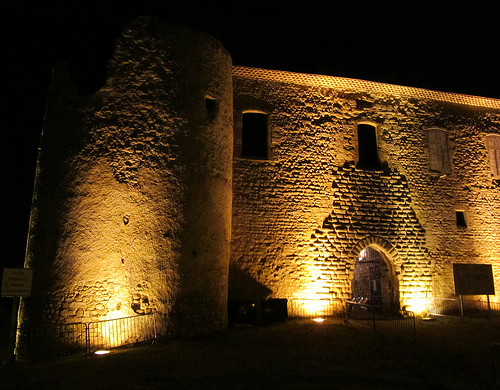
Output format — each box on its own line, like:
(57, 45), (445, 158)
(2, 1), (500, 272)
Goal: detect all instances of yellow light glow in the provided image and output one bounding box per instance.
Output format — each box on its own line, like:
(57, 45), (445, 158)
(301, 299), (330, 317)
(290, 291), (337, 318)
(106, 309), (128, 321)
(404, 298), (428, 316)
(89, 309), (133, 350)
(99, 314), (130, 349)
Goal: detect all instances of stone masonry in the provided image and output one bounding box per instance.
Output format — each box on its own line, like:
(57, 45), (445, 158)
(19, 18), (500, 342)
(231, 66), (500, 311)
(20, 18), (233, 339)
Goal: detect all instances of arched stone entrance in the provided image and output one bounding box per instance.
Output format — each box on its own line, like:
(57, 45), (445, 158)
(349, 237), (400, 310)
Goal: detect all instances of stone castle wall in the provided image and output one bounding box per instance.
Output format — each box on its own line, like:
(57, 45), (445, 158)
(19, 19), (500, 343)
(21, 18), (233, 336)
(230, 67), (500, 308)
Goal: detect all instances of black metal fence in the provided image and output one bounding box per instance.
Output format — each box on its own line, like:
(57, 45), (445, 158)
(345, 301), (416, 342)
(429, 297), (500, 318)
(228, 298), (345, 325)
(16, 313), (159, 362)
(15, 322), (88, 361)
(87, 313), (158, 351)
(492, 343), (500, 389)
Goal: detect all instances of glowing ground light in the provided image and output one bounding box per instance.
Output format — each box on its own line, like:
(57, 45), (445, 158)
(405, 298), (428, 316)
(95, 350), (110, 355)
(313, 318), (325, 323)
(301, 298), (330, 317)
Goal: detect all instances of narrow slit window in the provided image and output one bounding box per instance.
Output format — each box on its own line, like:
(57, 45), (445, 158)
(486, 134), (500, 178)
(428, 128), (451, 173)
(241, 111), (268, 159)
(357, 124), (380, 170)
(456, 211), (467, 228)
(356, 99), (373, 109)
(205, 96), (218, 121)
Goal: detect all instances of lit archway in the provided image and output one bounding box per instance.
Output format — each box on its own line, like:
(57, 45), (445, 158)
(349, 237), (400, 310)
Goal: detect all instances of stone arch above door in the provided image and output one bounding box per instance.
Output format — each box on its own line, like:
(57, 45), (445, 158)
(349, 236), (401, 309)
(348, 235), (402, 272)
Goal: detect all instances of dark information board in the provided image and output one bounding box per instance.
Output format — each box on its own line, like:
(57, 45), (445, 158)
(453, 263), (495, 296)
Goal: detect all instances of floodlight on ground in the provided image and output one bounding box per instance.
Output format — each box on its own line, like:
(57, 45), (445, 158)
(405, 298), (428, 316)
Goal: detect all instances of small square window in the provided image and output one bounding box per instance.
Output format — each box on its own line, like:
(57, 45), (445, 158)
(456, 211), (467, 228)
(356, 99), (373, 109)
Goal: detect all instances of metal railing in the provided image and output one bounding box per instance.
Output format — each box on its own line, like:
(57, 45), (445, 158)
(345, 300), (416, 342)
(15, 322), (88, 361)
(492, 344), (500, 389)
(287, 298), (345, 318)
(429, 297), (500, 318)
(87, 313), (158, 351)
(16, 313), (159, 362)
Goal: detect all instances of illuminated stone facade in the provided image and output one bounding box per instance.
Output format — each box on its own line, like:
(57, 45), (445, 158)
(21, 18), (233, 337)
(21, 17), (500, 340)
(231, 67), (500, 313)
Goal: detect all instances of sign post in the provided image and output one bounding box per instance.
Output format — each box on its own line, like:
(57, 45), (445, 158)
(453, 264), (495, 319)
(1, 268), (33, 364)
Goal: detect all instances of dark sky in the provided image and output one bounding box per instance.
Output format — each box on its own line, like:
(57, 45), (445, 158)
(1, 1), (500, 271)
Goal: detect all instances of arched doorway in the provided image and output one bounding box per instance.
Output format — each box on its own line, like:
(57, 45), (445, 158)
(352, 247), (399, 309)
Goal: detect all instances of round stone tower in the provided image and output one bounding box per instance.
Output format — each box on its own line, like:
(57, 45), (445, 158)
(20, 17), (233, 343)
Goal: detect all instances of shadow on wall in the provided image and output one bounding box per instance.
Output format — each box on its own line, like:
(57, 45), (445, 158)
(228, 264), (272, 302)
(0, 302), (11, 362)
(227, 265), (288, 326)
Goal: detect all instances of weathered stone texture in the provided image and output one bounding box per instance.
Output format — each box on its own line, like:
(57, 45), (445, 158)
(231, 68), (500, 307)
(21, 20), (500, 343)
(22, 18), (233, 336)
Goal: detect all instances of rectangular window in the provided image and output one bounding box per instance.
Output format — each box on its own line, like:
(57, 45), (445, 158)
(486, 134), (500, 178)
(241, 111), (268, 159)
(428, 128), (451, 173)
(205, 96), (218, 121)
(456, 211), (467, 228)
(357, 124), (380, 170)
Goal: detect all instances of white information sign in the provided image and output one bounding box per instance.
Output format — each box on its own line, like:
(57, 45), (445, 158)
(1, 268), (33, 297)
